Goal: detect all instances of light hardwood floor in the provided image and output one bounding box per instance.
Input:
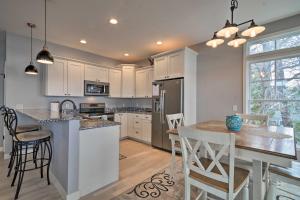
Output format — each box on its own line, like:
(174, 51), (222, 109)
(0, 139), (174, 200)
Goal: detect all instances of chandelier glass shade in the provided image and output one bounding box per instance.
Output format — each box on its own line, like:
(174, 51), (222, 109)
(206, 32), (224, 48)
(241, 21), (266, 38)
(217, 20), (239, 38)
(227, 33), (246, 48)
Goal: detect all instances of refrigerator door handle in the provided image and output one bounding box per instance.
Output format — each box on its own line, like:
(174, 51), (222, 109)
(180, 80), (184, 113)
(159, 90), (163, 123)
(161, 90), (166, 124)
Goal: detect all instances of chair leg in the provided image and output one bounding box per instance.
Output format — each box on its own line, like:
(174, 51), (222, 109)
(7, 142), (16, 177)
(33, 142), (39, 169)
(11, 144), (20, 187)
(15, 143), (28, 199)
(267, 177), (276, 200)
(40, 142), (44, 178)
(170, 139), (176, 180)
(242, 179), (249, 200)
(185, 177), (191, 200)
(45, 140), (52, 185)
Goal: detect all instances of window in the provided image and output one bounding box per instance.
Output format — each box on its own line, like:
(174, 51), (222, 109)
(249, 31), (300, 55)
(245, 28), (300, 143)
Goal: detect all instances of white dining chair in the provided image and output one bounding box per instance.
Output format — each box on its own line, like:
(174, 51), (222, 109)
(236, 113), (270, 187)
(178, 126), (250, 200)
(166, 113), (184, 179)
(236, 113), (269, 126)
(267, 162), (300, 200)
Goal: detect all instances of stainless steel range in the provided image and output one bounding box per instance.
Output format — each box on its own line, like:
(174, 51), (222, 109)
(79, 103), (114, 121)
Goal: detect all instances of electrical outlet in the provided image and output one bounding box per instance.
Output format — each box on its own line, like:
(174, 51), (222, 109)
(232, 105), (238, 112)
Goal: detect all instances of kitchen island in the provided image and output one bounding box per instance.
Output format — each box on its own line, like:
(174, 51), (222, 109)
(16, 109), (120, 200)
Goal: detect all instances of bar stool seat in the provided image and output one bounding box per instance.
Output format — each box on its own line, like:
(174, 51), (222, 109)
(16, 124), (40, 134)
(13, 130), (51, 142)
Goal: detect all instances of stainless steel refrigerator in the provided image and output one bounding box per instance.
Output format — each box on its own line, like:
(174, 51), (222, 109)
(151, 78), (184, 151)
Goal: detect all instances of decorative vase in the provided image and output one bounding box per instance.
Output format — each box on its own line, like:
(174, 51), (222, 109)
(226, 115), (242, 132)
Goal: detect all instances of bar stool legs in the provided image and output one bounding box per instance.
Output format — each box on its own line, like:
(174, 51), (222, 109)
(10, 139), (52, 199)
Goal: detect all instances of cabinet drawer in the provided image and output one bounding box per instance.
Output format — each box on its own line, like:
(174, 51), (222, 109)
(133, 119), (142, 129)
(143, 115), (152, 120)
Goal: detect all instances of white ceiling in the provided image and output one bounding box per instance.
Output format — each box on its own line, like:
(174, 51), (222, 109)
(1, 0), (300, 62)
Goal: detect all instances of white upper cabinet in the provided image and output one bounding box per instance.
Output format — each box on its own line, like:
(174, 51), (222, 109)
(109, 69), (122, 97)
(153, 49), (186, 80)
(67, 61), (84, 96)
(147, 68), (153, 97)
(154, 56), (168, 80)
(84, 65), (108, 83)
(45, 58), (67, 96)
(44, 59), (84, 96)
(135, 70), (147, 98)
(136, 68), (153, 98)
(121, 65), (135, 98)
(168, 51), (184, 78)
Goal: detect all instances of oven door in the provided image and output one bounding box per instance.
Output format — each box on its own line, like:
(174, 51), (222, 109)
(84, 81), (109, 96)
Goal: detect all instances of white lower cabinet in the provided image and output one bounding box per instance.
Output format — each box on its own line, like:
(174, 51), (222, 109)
(114, 113), (127, 138)
(125, 113), (152, 143)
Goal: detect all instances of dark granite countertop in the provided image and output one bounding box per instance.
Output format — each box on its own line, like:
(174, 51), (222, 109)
(114, 111), (152, 115)
(80, 119), (120, 130)
(16, 109), (82, 123)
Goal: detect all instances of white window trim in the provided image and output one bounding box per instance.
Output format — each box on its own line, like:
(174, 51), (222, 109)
(243, 26), (300, 113)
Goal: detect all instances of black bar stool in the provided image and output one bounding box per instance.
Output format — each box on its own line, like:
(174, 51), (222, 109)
(0, 106), (41, 177)
(6, 108), (53, 200)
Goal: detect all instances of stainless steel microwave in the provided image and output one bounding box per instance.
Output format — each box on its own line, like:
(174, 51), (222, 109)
(84, 81), (109, 96)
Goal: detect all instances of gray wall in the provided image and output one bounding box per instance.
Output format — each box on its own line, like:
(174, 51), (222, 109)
(190, 14), (300, 122)
(0, 30), (6, 148)
(4, 32), (138, 110)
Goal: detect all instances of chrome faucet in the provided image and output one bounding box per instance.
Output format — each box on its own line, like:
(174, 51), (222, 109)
(59, 99), (77, 113)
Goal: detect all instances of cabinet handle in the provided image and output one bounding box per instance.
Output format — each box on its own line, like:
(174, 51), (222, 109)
(135, 121), (139, 124)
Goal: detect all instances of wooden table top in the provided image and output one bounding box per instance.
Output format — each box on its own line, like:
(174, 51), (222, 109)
(167, 120), (297, 160)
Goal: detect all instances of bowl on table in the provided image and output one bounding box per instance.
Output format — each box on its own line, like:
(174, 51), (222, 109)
(226, 115), (243, 132)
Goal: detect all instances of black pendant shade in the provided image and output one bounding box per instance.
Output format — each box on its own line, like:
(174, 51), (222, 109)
(25, 62), (38, 75)
(36, 47), (54, 64)
(37, 0), (54, 64)
(25, 23), (38, 75)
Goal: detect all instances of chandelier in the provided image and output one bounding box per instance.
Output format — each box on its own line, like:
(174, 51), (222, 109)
(206, 0), (265, 48)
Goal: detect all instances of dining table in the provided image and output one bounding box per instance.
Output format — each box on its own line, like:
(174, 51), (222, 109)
(167, 120), (297, 200)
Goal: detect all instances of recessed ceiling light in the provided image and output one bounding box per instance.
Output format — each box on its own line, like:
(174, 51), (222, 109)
(156, 41), (163, 45)
(124, 53), (129, 57)
(109, 18), (118, 24)
(80, 39), (87, 44)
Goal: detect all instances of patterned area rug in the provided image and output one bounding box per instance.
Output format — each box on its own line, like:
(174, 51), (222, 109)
(119, 154), (127, 160)
(112, 166), (200, 200)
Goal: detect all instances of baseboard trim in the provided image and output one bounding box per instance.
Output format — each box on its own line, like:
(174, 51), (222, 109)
(50, 171), (80, 200)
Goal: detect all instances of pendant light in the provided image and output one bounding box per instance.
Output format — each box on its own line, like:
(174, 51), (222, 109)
(207, 0), (265, 48)
(241, 20), (266, 38)
(206, 32), (224, 48)
(25, 23), (38, 75)
(36, 0), (54, 64)
(227, 33), (246, 48)
(217, 20), (238, 38)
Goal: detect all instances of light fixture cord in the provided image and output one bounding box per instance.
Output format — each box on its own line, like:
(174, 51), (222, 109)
(44, 0), (47, 48)
(30, 25), (33, 63)
(230, 0), (238, 24)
